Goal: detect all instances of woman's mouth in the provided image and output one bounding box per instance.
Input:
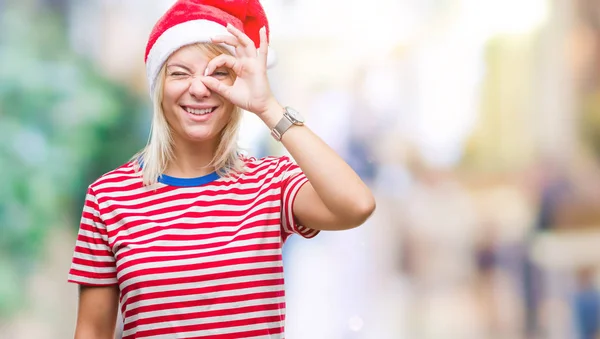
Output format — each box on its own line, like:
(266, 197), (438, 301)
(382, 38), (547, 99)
(183, 106), (217, 115)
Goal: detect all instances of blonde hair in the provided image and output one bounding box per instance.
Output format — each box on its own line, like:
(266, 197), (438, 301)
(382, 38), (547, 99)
(132, 43), (245, 186)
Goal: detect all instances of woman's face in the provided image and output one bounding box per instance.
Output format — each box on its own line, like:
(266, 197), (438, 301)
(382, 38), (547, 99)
(161, 44), (235, 147)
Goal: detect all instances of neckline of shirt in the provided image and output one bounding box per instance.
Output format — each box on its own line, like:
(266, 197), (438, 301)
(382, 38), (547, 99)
(158, 171), (220, 187)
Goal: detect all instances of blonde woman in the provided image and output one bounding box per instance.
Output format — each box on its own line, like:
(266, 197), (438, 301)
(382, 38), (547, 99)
(68, 0), (376, 338)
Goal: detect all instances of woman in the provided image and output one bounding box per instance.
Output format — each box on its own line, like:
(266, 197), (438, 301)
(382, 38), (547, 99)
(68, 0), (376, 338)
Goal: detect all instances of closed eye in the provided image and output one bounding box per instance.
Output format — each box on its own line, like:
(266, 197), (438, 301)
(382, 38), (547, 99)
(210, 69), (230, 78)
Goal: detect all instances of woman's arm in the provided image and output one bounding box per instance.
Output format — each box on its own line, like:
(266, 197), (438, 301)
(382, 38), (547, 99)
(261, 104), (376, 231)
(203, 25), (376, 230)
(74, 285), (120, 339)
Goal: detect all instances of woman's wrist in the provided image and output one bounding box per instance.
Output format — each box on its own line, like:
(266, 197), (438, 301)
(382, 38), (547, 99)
(258, 100), (285, 129)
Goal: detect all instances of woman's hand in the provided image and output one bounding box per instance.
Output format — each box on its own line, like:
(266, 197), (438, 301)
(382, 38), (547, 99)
(201, 24), (278, 116)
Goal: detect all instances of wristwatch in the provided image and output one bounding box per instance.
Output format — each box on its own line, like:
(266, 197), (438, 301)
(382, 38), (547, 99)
(271, 106), (305, 141)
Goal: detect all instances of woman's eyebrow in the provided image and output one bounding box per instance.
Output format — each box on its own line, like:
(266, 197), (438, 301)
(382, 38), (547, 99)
(166, 63), (193, 72)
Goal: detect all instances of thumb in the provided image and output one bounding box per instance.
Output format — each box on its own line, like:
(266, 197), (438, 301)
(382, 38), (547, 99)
(201, 77), (231, 100)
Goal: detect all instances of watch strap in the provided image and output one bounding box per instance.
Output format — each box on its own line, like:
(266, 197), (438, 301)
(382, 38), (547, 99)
(271, 113), (294, 141)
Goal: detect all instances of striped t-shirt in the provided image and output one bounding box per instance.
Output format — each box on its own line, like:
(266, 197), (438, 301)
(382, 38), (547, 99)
(68, 155), (319, 339)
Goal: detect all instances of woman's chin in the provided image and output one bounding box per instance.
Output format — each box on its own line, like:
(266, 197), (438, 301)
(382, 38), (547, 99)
(185, 134), (213, 143)
(182, 127), (217, 143)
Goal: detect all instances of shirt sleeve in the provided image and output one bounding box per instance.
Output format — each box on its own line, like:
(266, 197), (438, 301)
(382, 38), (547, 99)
(67, 186), (118, 286)
(278, 156), (320, 241)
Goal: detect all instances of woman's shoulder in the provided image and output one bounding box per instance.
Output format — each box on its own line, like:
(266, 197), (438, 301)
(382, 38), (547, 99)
(87, 161), (140, 193)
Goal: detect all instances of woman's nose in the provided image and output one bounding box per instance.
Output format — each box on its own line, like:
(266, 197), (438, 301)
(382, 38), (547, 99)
(189, 76), (211, 98)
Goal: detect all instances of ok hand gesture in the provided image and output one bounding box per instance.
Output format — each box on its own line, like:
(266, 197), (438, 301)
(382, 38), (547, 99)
(201, 24), (277, 117)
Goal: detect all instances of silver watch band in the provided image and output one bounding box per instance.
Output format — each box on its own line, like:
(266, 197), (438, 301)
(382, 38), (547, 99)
(271, 114), (294, 141)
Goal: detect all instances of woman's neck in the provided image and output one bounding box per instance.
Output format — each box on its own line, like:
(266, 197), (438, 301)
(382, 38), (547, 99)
(165, 139), (218, 178)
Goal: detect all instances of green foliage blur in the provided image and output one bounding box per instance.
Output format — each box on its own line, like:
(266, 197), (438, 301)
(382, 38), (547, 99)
(0, 2), (148, 317)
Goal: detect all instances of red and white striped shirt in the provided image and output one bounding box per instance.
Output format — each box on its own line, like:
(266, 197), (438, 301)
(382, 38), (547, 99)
(68, 156), (318, 339)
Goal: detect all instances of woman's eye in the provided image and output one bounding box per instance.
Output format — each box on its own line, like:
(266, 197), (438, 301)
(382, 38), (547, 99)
(212, 71), (229, 77)
(170, 72), (188, 77)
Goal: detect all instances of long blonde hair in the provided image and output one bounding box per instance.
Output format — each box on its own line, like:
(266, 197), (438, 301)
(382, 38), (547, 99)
(132, 43), (245, 186)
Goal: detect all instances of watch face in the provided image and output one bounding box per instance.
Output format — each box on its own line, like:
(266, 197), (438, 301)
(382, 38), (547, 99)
(285, 106), (305, 124)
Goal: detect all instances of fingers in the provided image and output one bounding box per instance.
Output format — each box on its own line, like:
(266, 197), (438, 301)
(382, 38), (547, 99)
(258, 26), (268, 66)
(210, 34), (251, 59)
(204, 54), (238, 76)
(210, 35), (239, 48)
(226, 23), (256, 55)
(201, 54), (235, 101)
(211, 24), (269, 65)
(200, 76), (231, 100)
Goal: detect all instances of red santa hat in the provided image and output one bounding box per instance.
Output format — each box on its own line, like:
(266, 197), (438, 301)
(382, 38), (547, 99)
(144, 0), (276, 96)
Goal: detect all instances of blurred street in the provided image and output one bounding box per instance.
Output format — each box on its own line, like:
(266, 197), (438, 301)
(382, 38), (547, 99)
(1, 0), (600, 338)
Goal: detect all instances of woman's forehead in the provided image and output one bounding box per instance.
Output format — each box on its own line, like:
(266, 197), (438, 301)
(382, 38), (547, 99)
(167, 45), (211, 66)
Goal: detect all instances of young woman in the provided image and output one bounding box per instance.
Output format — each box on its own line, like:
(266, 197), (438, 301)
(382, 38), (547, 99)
(68, 1), (376, 338)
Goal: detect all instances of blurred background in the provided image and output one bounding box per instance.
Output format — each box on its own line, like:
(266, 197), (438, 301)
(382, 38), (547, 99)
(1, 0), (600, 338)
